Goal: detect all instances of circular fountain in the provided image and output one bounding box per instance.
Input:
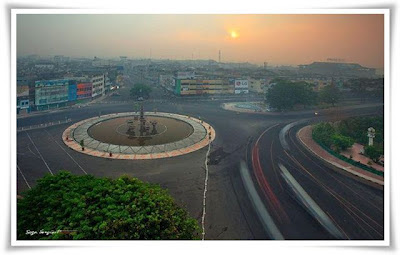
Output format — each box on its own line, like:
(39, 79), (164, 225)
(62, 104), (216, 160)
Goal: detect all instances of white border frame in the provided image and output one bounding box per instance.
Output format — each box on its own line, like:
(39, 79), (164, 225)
(11, 9), (390, 246)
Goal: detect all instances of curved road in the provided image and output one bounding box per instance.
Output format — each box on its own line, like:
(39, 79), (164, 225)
(250, 107), (384, 240)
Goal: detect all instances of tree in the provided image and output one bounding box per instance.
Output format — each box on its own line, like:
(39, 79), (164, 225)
(319, 84), (341, 106)
(345, 78), (367, 102)
(293, 81), (317, 108)
(17, 171), (200, 240)
(130, 83), (152, 99)
(265, 79), (317, 111)
(331, 134), (354, 152)
(337, 116), (384, 147)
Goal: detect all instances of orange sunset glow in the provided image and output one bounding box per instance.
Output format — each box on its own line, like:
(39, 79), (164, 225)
(17, 14), (384, 68)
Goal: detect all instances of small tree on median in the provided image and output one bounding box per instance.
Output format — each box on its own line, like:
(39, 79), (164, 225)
(331, 134), (354, 152)
(364, 145), (383, 163)
(312, 122), (335, 147)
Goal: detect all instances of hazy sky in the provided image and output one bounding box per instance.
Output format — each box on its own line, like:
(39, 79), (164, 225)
(17, 14), (384, 68)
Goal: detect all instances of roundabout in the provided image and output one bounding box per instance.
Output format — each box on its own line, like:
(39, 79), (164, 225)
(62, 111), (216, 160)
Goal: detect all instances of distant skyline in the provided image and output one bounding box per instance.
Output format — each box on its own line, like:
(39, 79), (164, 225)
(17, 14), (384, 68)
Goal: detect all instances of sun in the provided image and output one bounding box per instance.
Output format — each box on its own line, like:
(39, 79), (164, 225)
(230, 30), (238, 39)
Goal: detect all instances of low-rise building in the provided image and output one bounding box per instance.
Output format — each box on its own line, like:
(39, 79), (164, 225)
(248, 79), (263, 93)
(91, 74), (105, 98)
(68, 83), (77, 102)
(34, 79), (77, 110)
(77, 82), (93, 100)
(17, 85), (30, 114)
(175, 79), (233, 96)
(234, 79), (249, 94)
(105, 77), (112, 93)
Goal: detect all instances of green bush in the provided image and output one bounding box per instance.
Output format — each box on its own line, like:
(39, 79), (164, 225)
(364, 145), (383, 163)
(337, 116), (384, 149)
(312, 122), (335, 147)
(17, 171), (200, 240)
(331, 134), (354, 152)
(316, 142), (383, 177)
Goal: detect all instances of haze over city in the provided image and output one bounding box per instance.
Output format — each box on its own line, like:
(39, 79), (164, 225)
(17, 14), (384, 68)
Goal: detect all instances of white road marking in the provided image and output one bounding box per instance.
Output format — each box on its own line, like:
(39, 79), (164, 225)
(17, 164), (31, 189)
(239, 160), (284, 240)
(201, 141), (212, 240)
(43, 129), (88, 175)
(25, 131), (53, 175)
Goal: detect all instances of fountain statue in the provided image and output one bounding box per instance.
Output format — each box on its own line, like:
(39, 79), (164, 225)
(125, 103), (158, 137)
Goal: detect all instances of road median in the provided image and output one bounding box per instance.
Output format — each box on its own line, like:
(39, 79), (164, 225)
(296, 125), (384, 188)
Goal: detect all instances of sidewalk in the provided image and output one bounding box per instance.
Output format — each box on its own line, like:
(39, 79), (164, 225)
(297, 125), (384, 186)
(17, 94), (109, 119)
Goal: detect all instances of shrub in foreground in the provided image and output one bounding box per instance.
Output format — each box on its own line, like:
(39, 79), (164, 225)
(17, 171), (200, 240)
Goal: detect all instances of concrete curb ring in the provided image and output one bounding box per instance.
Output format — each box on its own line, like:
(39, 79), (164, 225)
(62, 112), (216, 160)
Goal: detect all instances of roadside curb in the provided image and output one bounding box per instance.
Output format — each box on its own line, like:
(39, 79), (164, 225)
(296, 125), (384, 187)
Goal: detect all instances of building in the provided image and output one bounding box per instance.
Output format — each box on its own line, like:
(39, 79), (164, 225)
(34, 79), (77, 110)
(159, 75), (175, 91)
(104, 77), (112, 93)
(298, 62), (376, 78)
(17, 85), (30, 114)
(248, 79), (265, 94)
(234, 79), (249, 94)
(34, 63), (54, 70)
(175, 79), (233, 96)
(91, 74), (105, 98)
(76, 82), (93, 100)
(176, 71), (196, 80)
(68, 83), (77, 102)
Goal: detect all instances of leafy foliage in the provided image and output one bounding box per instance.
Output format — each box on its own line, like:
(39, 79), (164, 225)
(130, 83), (152, 99)
(337, 116), (384, 151)
(319, 84), (341, 106)
(265, 79), (317, 111)
(344, 78), (384, 101)
(312, 122), (335, 147)
(364, 145), (383, 162)
(331, 134), (354, 152)
(17, 172), (200, 240)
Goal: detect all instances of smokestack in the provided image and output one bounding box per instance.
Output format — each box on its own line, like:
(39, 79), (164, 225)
(219, 50), (221, 63)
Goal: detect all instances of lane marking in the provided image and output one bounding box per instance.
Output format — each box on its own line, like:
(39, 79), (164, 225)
(239, 160), (284, 240)
(292, 127), (384, 211)
(201, 141), (211, 240)
(44, 129), (88, 175)
(17, 164), (31, 189)
(288, 129), (384, 223)
(279, 163), (347, 240)
(283, 150), (383, 238)
(25, 131), (53, 175)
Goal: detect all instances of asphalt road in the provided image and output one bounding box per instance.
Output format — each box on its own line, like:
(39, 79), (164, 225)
(251, 107), (384, 240)
(16, 83), (384, 240)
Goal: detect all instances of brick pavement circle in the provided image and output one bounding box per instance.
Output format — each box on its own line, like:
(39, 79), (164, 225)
(62, 112), (216, 160)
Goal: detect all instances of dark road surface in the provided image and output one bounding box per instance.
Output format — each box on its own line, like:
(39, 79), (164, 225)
(253, 123), (383, 240)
